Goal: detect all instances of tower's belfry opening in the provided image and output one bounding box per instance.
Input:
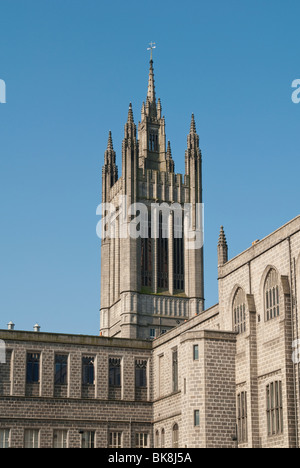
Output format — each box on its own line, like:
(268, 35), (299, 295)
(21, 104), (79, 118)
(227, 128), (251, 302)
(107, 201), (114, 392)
(100, 51), (204, 339)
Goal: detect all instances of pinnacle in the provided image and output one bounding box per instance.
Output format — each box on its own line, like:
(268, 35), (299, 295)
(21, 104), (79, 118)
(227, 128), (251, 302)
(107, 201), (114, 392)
(166, 140), (172, 158)
(218, 226), (227, 245)
(127, 102), (134, 123)
(107, 130), (113, 151)
(190, 114), (196, 134)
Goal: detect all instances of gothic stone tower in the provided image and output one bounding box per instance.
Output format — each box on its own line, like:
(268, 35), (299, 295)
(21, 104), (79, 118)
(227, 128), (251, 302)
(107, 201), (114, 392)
(100, 58), (204, 339)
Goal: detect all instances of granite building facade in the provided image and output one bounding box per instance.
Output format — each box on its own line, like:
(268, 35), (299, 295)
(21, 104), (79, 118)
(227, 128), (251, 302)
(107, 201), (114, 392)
(0, 57), (299, 448)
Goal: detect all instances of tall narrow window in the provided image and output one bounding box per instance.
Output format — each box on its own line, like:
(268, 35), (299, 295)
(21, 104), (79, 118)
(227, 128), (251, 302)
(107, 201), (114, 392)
(161, 428), (165, 448)
(149, 131), (158, 152)
(265, 269), (280, 321)
(109, 358), (121, 386)
(26, 353), (40, 383)
(0, 429), (10, 448)
(81, 431), (95, 449)
(109, 432), (122, 448)
(157, 213), (169, 290)
(266, 381), (283, 436)
(193, 345), (199, 361)
(82, 356), (95, 385)
(24, 429), (39, 448)
(141, 211), (152, 288)
(54, 355), (68, 385)
(173, 212), (184, 292)
(172, 350), (178, 393)
(136, 433), (148, 448)
(237, 392), (248, 443)
(155, 430), (160, 448)
(158, 354), (164, 397)
(135, 360), (147, 388)
(194, 410), (200, 427)
(233, 288), (246, 334)
(172, 423), (179, 448)
(53, 430), (68, 449)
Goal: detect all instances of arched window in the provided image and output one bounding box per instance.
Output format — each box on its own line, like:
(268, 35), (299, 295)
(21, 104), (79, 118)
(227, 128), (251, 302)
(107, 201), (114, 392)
(155, 430), (160, 448)
(233, 288), (246, 334)
(172, 423), (179, 448)
(161, 428), (165, 448)
(265, 268), (280, 321)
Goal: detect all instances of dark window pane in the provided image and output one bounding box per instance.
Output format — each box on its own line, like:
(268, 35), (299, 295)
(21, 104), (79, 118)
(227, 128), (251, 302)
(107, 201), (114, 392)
(26, 353), (40, 383)
(54, 355), (68, 385)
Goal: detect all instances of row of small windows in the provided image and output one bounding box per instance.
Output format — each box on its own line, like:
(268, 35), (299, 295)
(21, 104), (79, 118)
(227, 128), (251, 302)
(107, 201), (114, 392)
(233, 268), (281, 334)
(26, 354), (147, 389)
(237, 381), (283, 444)
(0, 429), (149, 449)
(155, 424), (181, 449)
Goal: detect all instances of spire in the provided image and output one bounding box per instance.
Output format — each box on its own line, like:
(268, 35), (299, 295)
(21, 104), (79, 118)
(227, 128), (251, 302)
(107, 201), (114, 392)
(147, 60), (156, 103)
(146, 59), (157, 118)
(218, 226), (228, 266)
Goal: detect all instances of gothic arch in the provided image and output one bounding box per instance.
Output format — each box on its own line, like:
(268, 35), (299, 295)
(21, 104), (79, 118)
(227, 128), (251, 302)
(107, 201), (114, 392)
(232, 286), (247, 334)
(260, 265), (282, 322)
(259, 265), (281, 299)
(228, 284), (246, 332)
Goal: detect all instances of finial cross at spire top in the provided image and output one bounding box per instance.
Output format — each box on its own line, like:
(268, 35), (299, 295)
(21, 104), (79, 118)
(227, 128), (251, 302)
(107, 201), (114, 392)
(147, 42), (156, 60)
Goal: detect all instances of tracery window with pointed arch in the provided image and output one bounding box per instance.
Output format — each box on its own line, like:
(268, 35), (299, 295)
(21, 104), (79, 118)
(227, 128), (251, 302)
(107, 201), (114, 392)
(233, 288), (246, 334)
(265, 268), (280, 321)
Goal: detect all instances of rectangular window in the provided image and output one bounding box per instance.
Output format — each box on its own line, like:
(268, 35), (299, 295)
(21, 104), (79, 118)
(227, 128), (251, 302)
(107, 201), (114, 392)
(82, 356), (95, 385)
(135, 360), (147, 388)
(109, 358), (121, 386)
(136, 433), (148, 448)
(158, 354), (164, 397)
(237, 392), (248, 443)
(266, 381), (283, 436)
(54, 355), (68, 385)
(193, 345), (199, 361)
(24, 429), (39, 448)
(109, 432), (122, 448)
(53, 430), (68, 448)
(26, 353), (40, 383)
(172, 349), (178, 393)
(150, 328), (156, 340)
(81, 431), (95, 448)
(194, 410), (200, 427)
(0, 429), (10, 448)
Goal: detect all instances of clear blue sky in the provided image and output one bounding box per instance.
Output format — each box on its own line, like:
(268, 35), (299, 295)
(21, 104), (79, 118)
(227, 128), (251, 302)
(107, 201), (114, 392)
(0, 0), (299, 335)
